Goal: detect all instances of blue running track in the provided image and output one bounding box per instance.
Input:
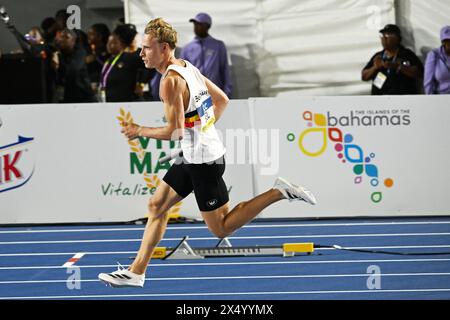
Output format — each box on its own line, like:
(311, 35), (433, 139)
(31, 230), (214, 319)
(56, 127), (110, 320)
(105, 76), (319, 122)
(0, 217), (449, 300)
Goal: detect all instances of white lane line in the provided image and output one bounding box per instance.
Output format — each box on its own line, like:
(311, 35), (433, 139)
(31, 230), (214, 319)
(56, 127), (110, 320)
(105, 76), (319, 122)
(1, 272), (450, 285)
(1, 233), (450, 245)
(61, 253), (85, 267)
(1, 221), (450, 234)
(1, 258), (450, 270)
(2, 245), (450, 257)
(1, 288), (450, 300)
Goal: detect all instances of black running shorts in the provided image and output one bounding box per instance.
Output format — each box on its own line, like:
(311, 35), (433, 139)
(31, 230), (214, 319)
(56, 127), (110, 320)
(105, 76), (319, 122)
(162, 156), (229, 212)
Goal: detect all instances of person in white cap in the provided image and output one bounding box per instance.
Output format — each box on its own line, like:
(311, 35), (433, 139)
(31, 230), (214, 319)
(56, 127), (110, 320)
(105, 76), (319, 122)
(424, 26), (450, 94)
(98, 18), (316, 288)
(180, 12), (233, 98)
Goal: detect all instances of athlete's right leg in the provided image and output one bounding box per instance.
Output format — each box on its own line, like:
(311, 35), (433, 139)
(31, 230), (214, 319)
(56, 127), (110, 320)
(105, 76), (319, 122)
(129, 180), (183, 275)
(98, 181), (183, 287)
(128, 159), (193, 276)
(99, 160), (192, 287)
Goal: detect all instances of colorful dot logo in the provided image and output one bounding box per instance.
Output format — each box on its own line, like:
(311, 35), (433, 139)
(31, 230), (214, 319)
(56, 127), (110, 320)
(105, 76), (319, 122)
(288, 111), (395, 204)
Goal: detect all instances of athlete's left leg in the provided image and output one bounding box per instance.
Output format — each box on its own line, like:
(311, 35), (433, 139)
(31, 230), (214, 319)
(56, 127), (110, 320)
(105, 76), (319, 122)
(201, 188), (285, 238)
(191, 157), (316, 239)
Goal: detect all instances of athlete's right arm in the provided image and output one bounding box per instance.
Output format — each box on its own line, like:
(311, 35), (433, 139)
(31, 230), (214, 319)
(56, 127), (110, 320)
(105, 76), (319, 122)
(203, 76), (229, 123)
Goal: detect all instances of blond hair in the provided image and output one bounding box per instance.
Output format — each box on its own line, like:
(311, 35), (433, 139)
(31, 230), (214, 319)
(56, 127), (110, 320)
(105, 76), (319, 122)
(144, 18), (177, 49)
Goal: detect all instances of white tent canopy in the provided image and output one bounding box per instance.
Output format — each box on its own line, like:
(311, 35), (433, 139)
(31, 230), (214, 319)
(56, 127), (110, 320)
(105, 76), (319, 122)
(126, 0), (449, 98)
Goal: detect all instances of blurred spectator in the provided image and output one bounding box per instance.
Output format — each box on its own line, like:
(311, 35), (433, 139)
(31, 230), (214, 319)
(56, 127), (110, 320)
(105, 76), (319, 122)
(54, 9), (89, 52)
(25, 27), (44, 45)
(180, 12), (232, 97)
(55, 29), (96, 103)
(114, 23), (154, 100)
(55, 9), (70, 32)
(100, 25), (150, 102)
(119, 23), (139, 53)
(41, 17), (57, 44)
(149, 72), (162, 101)
(362, 24), (423, 95)
(37, 18), (61, 102)
(28, 24), (58, 102)
(86, 23), (110, 93)
(1, 9), (58, 102)
(424, 26), (450, 95)
(1, 11), (34, 56)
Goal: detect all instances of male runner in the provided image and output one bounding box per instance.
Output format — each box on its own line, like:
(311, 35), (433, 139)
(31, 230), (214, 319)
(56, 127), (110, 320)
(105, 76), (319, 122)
(98, 18), (317, 288)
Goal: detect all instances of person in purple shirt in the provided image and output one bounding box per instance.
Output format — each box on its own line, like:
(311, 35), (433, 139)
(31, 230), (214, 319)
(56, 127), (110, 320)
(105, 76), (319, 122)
(180, 13), (233, 97)
(424, 26), (450, 94)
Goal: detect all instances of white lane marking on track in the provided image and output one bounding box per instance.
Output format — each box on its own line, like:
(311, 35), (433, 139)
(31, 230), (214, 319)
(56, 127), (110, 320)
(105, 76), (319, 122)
(1, 245), (450, 257)
(1, 233), (450, 245)
(1, 272), (450, 284)
(1, 258), (450, 270)
(1, 221), (450, 234)
(1, 288), (450, 300)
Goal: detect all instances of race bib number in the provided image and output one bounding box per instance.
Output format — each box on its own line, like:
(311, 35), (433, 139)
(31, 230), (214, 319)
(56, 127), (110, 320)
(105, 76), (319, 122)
(197, 96), (216, 132)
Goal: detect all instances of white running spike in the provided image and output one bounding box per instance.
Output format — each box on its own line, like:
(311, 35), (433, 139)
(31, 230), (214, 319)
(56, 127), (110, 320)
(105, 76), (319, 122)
(274, 177), (317, 205)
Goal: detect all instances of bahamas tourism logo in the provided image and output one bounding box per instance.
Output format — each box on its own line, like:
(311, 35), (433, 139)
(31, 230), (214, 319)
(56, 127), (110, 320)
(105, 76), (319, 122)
(289, 110), (397, 203)
(100, 108), (182, 217)
(0, 136), (35, 194)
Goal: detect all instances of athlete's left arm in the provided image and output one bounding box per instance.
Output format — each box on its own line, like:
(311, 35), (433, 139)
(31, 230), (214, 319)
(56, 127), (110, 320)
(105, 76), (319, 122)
(121, 75), (185, 141)
(203, 76), (229, 123)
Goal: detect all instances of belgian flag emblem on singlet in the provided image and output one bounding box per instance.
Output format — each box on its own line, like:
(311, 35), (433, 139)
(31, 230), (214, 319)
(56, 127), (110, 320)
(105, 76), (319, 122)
(184, 96), (216, 132)
(197, 96), (216, 132)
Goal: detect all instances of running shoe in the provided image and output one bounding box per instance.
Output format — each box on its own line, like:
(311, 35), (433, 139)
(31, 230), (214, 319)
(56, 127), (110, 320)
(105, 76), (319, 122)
(98, 263), (145, 288)
(273, 177), (317, 205)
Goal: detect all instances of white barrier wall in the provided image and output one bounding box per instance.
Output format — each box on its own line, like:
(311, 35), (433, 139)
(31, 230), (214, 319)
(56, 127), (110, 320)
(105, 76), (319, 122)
(1, 95), (449, 224)
(252, 95), (450, 218)
(0, 101), (253, 224)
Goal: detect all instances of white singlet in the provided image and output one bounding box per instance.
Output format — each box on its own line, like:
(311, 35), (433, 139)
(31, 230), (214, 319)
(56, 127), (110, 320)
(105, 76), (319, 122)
(162, 60), (226, 164)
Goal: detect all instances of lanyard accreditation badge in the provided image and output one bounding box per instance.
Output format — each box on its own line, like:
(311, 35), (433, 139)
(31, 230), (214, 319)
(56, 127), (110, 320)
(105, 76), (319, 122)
(100, 53), (123, 89)
(99, 53), (123, 102)
(373, 72), (387, 89)
(196, 96), (216, 132)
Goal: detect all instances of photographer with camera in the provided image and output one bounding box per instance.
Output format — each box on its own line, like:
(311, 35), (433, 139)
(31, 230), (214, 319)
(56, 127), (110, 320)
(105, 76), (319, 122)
(362, 24), (423, 95)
